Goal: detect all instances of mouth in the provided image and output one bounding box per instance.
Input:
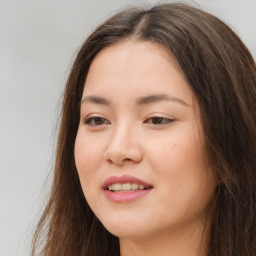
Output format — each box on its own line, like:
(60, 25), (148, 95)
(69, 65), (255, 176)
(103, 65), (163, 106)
(103, 175), (153, 191)
(107, 182), (149, 192)
(103, 175), (153, 202)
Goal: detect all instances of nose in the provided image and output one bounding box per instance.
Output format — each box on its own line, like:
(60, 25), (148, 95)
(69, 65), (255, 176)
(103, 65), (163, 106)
(103, 124), (143, 166)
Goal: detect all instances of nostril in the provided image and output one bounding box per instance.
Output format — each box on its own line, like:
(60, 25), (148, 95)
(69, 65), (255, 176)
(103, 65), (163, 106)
(123, 158), (132, 162)
(105, 157), (134, 166)
(103, 144), (143, 165)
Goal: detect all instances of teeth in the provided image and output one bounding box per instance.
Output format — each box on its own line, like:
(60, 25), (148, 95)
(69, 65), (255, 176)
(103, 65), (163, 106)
(131, 183), (139, 190)
(108, 183), (145, 191)
(122, 183), (131, 190)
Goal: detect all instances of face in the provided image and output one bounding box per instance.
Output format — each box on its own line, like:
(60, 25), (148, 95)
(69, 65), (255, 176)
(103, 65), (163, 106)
(74, 40), (217, 241)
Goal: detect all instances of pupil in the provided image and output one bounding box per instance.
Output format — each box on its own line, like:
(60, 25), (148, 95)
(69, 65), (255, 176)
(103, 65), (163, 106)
(152, 117), (163, 124)
(95, 118), (104, 125)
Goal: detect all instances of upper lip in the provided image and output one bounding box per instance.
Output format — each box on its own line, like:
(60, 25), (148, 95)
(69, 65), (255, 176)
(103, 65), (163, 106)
(103, 175), (153, 190)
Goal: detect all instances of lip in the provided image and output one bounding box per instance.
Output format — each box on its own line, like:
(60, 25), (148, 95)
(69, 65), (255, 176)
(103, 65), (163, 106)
(103, 175), (153, 189)
(103, 175), (153, 203)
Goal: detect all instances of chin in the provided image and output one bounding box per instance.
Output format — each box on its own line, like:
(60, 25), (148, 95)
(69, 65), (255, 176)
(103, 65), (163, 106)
(99, 215), (151, 238)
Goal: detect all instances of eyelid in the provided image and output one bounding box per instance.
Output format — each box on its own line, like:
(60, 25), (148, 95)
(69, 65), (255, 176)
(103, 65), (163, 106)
(82, 114), (111, 126)
(143, 114), (175, 125)
(81, 113), (175, 127)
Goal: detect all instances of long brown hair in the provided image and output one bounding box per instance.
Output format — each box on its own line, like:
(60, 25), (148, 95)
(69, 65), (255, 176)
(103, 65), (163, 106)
(31, 3), (256, 255)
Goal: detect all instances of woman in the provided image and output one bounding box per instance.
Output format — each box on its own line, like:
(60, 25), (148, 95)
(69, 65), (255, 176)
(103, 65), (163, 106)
(31, 3), (256, 256)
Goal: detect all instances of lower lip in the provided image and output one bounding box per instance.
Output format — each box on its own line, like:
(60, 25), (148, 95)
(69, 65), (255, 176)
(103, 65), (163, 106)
(104, 189), (153, 203)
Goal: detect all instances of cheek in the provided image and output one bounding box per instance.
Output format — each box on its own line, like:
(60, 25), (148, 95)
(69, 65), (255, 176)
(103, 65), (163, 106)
(147, 124), (215, 200)
(74, 131), (106, 212)
(147, 124), (204, 176)
(74, 131), (103, 183)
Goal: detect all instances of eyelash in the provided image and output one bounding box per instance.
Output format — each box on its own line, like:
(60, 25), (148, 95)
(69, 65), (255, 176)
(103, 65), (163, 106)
(144, 117), (175, 125)
(83, 116), (110, 126)
(83, 116), (174, 126)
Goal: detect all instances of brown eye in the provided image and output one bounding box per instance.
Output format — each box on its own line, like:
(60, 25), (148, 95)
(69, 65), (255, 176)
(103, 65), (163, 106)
(84, 117), (110, 126)
(145, 117), (174, 125)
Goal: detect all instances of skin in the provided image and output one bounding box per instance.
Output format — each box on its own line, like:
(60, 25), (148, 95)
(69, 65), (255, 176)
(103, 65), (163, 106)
(74, 40), (218, 256)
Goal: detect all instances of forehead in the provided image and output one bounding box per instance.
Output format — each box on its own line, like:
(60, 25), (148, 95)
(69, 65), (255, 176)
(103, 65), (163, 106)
(82, 40), (194, 106)
(88, 40), (180, 79)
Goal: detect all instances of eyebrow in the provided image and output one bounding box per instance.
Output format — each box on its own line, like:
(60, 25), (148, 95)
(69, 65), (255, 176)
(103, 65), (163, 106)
(136, 94), (189, 106)
(81, 95), (111, 105)
(80, 94), (189, 107)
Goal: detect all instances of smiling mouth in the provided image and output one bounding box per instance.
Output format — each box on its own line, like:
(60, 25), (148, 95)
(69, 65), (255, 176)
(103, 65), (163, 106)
(103, 175), (153, 193)
(107, 183), (150, 192)
(103, 175), (153, 202)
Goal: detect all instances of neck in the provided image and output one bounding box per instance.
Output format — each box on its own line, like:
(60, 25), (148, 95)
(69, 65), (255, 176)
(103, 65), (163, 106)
(120, 220), (210, 256)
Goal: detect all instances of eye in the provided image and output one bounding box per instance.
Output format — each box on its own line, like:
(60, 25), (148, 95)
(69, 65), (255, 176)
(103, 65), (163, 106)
(144, 117), (174, 125)
(83, 116), (110, 126)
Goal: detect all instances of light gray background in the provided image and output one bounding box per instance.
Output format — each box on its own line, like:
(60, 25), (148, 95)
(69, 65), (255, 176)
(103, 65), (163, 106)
(1, 0), (255, 255)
